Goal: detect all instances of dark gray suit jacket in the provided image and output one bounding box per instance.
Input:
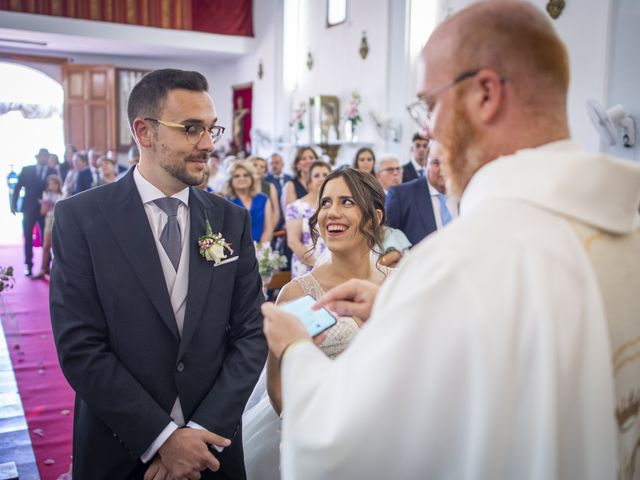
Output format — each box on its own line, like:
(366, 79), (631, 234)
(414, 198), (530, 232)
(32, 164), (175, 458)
(50, 169), (267, 479)
(385, 178), (438, 246)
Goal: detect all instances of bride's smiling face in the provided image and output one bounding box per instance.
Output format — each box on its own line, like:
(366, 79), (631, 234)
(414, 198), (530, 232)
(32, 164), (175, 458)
(317, 177), (366, 253)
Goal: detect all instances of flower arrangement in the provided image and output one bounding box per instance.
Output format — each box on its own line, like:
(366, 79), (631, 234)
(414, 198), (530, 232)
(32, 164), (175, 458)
(198, 217), (233, 265)
(255, 242), (287, 277)
(345, 91), (362, 127)
(0, 266), (15, 294)
(289, 101), (307, 131)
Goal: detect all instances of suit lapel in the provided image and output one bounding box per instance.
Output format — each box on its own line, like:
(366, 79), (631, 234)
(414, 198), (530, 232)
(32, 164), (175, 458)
(100, 170), (180, 339)
(415, 179), (436, 235)
(179, 188), (223, 355)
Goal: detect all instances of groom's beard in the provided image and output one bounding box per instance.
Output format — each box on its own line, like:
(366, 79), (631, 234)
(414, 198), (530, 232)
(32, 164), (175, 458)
(153, 139), (208, 187)
(440, 96), (484, 201)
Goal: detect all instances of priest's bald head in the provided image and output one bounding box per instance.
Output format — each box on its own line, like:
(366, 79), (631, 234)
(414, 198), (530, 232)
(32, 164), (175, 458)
(418, 0), (571, 199)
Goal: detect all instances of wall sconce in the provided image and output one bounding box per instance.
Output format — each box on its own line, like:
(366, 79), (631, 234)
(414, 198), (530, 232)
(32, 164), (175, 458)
(306, 51), (314, 71)
(258, 61), (264, 79)
(359, 31), (369, 60)
(546, 0), (565, 19)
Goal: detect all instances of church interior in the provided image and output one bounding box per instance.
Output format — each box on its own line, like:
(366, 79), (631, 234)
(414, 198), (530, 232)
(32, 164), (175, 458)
(0, 0), (638, 478)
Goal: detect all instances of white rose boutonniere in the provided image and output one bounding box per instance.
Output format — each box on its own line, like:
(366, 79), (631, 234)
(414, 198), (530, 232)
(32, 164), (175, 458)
(198, 215), (233, 265)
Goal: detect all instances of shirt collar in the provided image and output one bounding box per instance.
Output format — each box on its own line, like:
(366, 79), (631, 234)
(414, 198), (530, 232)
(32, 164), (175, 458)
(133, 166), (190, 206)
(411, 157), (425, 173)
(460, 139), (640, 234)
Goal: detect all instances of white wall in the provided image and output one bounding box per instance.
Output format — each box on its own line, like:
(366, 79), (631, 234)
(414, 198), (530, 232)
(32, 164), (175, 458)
(604, 0), (640, 162)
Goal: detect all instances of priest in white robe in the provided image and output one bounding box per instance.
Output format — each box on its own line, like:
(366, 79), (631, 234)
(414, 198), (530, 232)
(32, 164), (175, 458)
(262, 2), (640, 479)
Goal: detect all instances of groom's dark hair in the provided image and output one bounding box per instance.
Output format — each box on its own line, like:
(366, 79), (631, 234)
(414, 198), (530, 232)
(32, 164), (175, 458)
(127, 69), (209, 129)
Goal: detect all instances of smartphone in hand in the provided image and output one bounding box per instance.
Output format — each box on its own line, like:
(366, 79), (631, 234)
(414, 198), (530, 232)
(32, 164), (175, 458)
(280, 295), (337, 337)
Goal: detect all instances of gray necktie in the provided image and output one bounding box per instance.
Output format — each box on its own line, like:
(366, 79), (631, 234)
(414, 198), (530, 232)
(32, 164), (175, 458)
(153, 197), (182, 271)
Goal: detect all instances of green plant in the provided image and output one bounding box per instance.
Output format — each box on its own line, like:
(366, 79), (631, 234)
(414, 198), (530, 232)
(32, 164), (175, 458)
(0, 266), (15, 293)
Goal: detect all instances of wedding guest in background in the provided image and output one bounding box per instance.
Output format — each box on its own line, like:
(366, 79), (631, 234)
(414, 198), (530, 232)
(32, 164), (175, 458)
(282, 147), (318, 209)
(71, 152), (93, 196)
(265, 153), (292, 193)
(226, 160), (274, 244)
(206, 153), (226, 194)
(243, 168), (389, 479)
(376, 154), (402, 195)
(251, 156), (281, 231)
(10, 147), (56, 276)
(128, 144), (140, 166)
(401, 132), (429, 182)
(262, 2), (633, 478)
(285, 160), (330, 278)
(32, 174), (62, 279)
(386, 142), (457, 245)
(60, 144), (76, 182)
(352, 147), (376, 175)
(47, 153), (61, 179)
(88, 147), (103, 185)
(94, 156), (118, 186)
(265, 153), (292, 234)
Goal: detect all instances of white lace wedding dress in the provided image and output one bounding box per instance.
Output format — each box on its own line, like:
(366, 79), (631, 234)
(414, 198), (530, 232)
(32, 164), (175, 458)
(242, 272), (360, 480)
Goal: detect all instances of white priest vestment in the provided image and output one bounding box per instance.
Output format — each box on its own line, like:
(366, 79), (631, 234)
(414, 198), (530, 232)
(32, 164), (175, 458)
(280, 140), (640, 480)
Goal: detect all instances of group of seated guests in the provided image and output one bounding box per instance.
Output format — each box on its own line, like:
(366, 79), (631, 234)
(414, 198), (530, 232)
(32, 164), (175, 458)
(209, 136), (437, 278)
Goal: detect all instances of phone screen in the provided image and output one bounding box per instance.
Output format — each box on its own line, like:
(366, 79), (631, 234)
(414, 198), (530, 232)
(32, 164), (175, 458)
(280, 295), (337, 337)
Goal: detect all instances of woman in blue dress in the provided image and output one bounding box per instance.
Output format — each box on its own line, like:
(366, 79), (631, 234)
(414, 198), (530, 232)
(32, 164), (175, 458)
(225, 160), (274, 244)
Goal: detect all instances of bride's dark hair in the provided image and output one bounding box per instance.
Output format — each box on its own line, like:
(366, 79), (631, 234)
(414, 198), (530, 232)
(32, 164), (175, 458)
(308, 167), (386, 257)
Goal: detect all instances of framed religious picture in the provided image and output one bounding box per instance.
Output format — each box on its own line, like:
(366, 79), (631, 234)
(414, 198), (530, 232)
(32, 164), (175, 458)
(310, 95), (340, 144)
(232, 83), (253, 155)
(116, 68), (148, 151)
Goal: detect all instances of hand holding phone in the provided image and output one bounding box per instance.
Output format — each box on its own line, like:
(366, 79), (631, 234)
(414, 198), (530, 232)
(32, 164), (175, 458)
(280, 295), (337, 337)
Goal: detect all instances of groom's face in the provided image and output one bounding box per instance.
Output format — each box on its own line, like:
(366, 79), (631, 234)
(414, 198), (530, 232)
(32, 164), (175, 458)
(150, 88), (217, 188)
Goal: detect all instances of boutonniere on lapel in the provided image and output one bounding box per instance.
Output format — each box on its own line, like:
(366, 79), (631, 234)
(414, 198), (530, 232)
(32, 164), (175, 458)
(198, 215), (233, 265)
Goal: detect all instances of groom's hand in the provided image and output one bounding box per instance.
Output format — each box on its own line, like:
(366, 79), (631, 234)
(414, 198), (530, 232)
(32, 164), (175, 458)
(158, 428), (230, 479)
(143, 455), (169, 480)
(313, 278), (379, 321)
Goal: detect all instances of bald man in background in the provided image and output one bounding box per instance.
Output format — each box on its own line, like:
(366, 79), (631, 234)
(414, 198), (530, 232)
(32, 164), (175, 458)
(261, 1), (640, 479)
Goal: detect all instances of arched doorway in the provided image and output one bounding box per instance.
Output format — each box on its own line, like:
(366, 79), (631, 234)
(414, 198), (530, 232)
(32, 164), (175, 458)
(0, 62), (64, 245)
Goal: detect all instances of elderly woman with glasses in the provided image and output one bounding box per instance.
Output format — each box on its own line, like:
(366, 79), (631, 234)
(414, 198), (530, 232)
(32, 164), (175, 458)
(225, 160), (274, 244)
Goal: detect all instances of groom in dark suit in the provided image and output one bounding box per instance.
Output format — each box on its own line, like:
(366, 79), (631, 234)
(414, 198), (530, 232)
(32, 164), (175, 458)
(50, 69), (267, 479)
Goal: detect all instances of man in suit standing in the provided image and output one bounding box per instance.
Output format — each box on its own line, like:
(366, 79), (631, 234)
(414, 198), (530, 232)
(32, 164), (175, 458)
(50, 69), (267, 480)
(401, 132), (429, 182)
(386, 142), (457, 245)
(71, 152), (93, 195)
(10, 147), (56, 276)
(265, 153), (292, 232)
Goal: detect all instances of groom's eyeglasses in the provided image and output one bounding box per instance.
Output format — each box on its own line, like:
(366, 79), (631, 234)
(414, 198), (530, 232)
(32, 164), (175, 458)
(145, 118), (226, 145)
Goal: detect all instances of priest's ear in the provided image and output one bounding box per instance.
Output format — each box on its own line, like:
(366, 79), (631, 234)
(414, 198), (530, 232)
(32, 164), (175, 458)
(131, 118), (155, 149)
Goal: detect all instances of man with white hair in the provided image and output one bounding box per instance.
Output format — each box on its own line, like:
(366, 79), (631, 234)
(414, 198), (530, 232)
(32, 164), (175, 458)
(375, 153), (402, 194)
(261, 1), (640, 479)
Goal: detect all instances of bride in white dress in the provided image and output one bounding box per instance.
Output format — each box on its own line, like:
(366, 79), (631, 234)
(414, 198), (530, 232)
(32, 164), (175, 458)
(243, 168), (391, 479)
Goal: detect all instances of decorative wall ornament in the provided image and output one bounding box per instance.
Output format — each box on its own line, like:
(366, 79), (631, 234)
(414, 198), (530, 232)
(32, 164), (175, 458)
(546, 0), (565, 19)
(359, 31), (369, 60)
(258, 61), (264, 80)
(306, 51), (314, 71)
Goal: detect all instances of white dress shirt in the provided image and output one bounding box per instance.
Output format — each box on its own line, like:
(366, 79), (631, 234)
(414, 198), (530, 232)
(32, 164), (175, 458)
(427, 180), (458, 230)
(133, 168), (210, 463)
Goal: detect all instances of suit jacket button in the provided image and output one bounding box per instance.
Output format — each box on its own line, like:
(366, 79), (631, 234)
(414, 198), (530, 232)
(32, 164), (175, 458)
(176, 362), (184, 373)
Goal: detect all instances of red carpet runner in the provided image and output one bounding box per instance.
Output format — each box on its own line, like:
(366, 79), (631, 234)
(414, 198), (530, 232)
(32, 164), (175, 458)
(0, 244), (73, 479)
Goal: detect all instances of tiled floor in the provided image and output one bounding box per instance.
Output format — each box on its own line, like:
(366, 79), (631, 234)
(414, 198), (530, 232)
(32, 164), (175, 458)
(0, 312), (39, 479)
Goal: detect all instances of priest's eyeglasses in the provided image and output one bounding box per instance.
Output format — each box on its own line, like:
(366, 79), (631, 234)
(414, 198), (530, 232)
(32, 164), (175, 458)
(145, 118), (226, 145)
(406, 69), (481, 132)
